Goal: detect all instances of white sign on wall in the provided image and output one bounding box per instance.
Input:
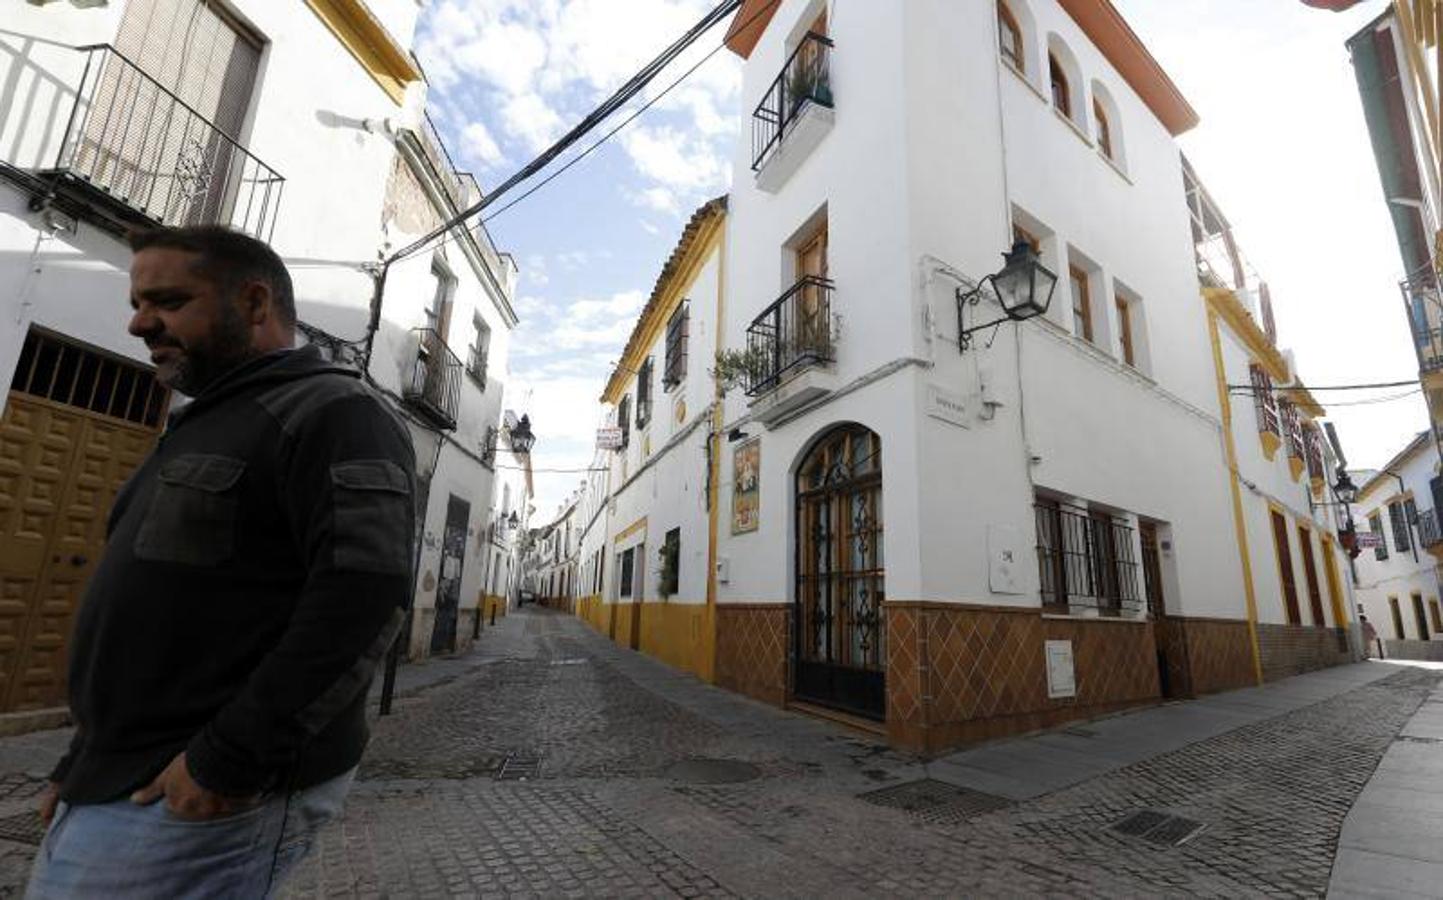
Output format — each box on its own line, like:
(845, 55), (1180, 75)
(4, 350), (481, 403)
(1045, 640), (1077, 699)
(1355, 532), (1383, 549)
(925, 384), (969, 428)
(596, 427), (624, 450)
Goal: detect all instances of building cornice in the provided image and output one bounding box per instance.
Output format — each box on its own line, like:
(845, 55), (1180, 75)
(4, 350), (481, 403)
(305, 0), (422, 104)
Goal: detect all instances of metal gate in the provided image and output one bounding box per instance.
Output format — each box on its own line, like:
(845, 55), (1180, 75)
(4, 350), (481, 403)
(794, 425), (885, 719)
(0, 331), (166, 712)
(430, 495), (469, 655)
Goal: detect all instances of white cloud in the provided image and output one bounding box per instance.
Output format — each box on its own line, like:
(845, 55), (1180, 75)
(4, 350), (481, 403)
(502, 92), (566, 153)
(567, 289), (645, 321)
(620, 125), (725, 190)
(632, 186), (680, 214)
(459, 121), (506, 169)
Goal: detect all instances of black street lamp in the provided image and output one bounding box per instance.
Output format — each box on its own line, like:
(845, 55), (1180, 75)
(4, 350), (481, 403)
(510, 414), (536, 455)
(957, 240), (1059, 352)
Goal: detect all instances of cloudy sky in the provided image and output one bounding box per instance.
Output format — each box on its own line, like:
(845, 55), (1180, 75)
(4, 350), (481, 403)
(414, 0), (1424, 523)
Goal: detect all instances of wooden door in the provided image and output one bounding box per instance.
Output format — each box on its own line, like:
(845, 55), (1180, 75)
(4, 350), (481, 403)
(795, 225), (828, 355)
(0, 396), (156, 711)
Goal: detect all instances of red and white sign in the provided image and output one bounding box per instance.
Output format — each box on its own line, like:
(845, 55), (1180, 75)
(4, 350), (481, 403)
(1355, 532), (1384, 549)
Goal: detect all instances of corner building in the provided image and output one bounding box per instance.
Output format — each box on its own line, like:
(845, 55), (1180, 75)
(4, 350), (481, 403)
(697, 0), (1356, 752)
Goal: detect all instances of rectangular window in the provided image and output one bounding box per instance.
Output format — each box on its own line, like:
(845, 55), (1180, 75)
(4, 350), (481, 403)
(618, 548), (635, 598)
(467, 312), (490, 386)
(1034, 499), (1139, 614)
(616, 396), (631, 449)
(660, 527), (681, 596)
(1431, 598), (1442, 633)
(1115, 295), (1134, 366)
(1250, 364), (1279, 438)
(1297, 526), (1325, 627)
(1069, 266), (1092, 342)
(1094, 99), (1113, 159)
(1369, 512), (1388, 561)
(1390, 596), (1405, 639)
(1013, 224), (1040, 253)
(1414, 593), (1431, 641)
(636, 358), (653, 429)
(1390, 501), (1413, 553)
(1270, 510), (1302, 626)
(664, 303), (689, 389)
(998, 3), (1024, 72)
(427, 260), (457, 343)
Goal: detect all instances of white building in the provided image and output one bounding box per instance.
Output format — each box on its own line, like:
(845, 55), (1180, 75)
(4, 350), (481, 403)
(561, 0), (1358, 755)
(1350, 431), (1443, 658)
(0, 0), (522, 721)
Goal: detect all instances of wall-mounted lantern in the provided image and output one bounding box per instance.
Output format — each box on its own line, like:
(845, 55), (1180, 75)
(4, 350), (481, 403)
(957, 240), (1058, 352)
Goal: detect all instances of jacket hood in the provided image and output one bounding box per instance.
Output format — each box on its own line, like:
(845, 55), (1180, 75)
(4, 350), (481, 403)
(172, 344), (360, 426)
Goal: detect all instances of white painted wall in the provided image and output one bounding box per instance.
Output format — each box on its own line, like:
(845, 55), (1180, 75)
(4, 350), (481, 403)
(1351, 436), (1443, 641)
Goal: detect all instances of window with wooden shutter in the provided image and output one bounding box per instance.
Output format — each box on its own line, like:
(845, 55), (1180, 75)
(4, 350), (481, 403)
(636, 358), (653, 428)
(616, 396), (631, 450)
(1390, 502), (1412, 553)
(664, 303), (689, 389)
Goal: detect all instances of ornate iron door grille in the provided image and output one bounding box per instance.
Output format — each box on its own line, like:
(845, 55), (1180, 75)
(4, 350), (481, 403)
(794, 426), (885, 719)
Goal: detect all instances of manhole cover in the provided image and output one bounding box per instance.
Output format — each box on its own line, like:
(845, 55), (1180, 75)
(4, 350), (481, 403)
(664, 758), (762, 784)
(1112, 809), (1207, 846)
(858, 779), (1011, 825)
(0, 812), (46, 846)
(497, 754), (542, 781)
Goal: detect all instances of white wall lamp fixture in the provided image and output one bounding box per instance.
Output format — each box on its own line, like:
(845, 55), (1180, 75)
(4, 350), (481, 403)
(956, 241), (1058, 352)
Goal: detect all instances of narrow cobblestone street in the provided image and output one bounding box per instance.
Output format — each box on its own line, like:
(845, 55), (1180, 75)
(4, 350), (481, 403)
(0, 606), (1436, 898)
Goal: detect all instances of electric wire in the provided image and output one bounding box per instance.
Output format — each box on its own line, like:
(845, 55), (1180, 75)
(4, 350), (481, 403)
(1226, 378), (1419, 393)
(385, 0), (752, 267)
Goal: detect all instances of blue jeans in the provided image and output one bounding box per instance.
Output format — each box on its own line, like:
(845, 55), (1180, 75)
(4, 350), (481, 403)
(26, 767), (355, 899)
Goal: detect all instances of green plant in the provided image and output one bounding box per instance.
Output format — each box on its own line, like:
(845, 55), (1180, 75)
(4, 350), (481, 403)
(658, 532), (680, 597)
(713, 346), (771, 393)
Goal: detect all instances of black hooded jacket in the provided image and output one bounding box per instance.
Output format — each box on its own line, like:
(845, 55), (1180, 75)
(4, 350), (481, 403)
(52, 345), (416, 803)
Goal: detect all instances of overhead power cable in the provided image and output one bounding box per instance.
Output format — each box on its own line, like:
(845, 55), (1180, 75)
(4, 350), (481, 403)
(1226, 379), (1420, 393)
(385, 0), (748, 267)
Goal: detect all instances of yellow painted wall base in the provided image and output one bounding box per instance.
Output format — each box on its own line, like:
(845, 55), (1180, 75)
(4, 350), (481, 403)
(569, 597), (715, 683)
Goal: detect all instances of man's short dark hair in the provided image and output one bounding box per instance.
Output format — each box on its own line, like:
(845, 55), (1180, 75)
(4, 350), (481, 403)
(129, 225), (296, 326)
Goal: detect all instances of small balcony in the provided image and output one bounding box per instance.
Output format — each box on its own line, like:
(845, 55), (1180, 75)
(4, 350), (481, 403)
(466, 345), (488, 391)
(751, 32), (834, 193)
(744, 276), (835, 397)
(1420, 508), (1443, 553)
(1401, 275), (1443, 374)
(404, 328), (461, 431)
(31, 45), (283, 239)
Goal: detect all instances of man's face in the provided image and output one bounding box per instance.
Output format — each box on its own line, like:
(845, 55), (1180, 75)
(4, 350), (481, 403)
(128, 247), (255, 396)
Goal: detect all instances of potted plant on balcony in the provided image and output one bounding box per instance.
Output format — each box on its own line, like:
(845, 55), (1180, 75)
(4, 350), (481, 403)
(713, 346), (772, 394)
(784, 59), (832, 120)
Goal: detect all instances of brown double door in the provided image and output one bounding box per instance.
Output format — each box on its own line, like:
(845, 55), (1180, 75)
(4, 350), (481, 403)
(0, 396), (157, 711)
(0, 332), (164, 712)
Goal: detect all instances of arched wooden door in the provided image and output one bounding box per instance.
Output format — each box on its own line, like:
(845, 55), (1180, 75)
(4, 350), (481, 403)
(794, 425), (885, 719)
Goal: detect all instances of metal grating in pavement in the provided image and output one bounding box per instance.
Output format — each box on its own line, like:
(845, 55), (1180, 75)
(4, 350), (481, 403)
(1112, 809), (1207, 847)
(0, 811), (46, 846)
(857, 779), (1011, 826)
(497, 754), (542, 781)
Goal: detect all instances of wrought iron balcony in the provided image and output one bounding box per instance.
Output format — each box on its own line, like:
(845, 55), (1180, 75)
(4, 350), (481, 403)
(466, 345), (487, 391)
(1034, 501), (1143, 615)
(752, 32), (833, 172)
(44, 44), (283, 238)
(1420, 508), (1443, 549)
(1401, 274), (1443, 373)
(404, 328), (461, 431)
(744, 276), (834, 397)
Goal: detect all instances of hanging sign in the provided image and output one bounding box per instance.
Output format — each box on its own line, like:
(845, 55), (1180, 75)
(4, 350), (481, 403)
(596, 427), (624, 450)
(1355, 532), (1383, 549)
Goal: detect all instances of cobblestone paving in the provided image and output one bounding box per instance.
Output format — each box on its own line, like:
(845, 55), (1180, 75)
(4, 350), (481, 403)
(0, 608), (1434, 898)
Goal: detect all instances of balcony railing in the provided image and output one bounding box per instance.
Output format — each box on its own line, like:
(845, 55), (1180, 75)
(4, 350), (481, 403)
(404, 328), (461, 431)
(47, 45), (283, 239)
(752, 32), (833, 171)
(744, 276), (834, 397)
(1420, 508), (1443, 549)
(1401, 275), (1443, 373)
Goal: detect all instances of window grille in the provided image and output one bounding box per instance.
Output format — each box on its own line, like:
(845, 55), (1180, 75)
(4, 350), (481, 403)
(636, 358), (653, 429)
(1390, 502), (1413, 554)
(1250, 365), (1279, 438)
(660, 528), (681, 596)
(664, 303), (689, 389)
(1369, 513), (1389, 561)
(1034, 500), (1141, 615)
(1279, 399), (1304, 461)
(616, 396), (631, 450)
(11, 330), (168, 427)
(1304, 422), (1325, 480)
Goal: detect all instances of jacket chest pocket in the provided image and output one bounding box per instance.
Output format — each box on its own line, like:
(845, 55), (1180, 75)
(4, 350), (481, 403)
(134, 454), (247, 566)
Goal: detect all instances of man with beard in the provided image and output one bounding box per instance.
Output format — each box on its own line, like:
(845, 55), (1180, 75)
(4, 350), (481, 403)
(26, 226), (416, 898)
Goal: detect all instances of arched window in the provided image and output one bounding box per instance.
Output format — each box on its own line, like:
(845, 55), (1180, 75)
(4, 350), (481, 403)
(998, 3), (1024, 72)
(1049, 53), (1071, 119)
(1094, 99), (1112, 158)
